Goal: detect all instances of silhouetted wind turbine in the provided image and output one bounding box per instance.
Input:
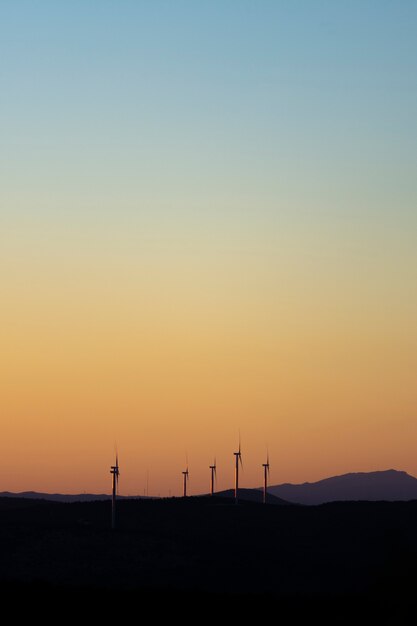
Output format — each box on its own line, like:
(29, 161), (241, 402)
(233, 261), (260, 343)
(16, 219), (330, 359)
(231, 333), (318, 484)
(110, 452), (120, 530)
(262, 452), (270, 504)
(209, 458), (217, 496)
(182, 465), (189, 497)
(234, 437), (243, 504)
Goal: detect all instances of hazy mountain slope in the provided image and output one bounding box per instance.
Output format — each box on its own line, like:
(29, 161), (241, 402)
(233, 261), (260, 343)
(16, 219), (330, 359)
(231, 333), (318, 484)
(267, 470), (417, 505)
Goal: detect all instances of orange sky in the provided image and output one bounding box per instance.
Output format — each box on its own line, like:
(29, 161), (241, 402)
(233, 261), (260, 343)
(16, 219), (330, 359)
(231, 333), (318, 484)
(1, 213), (416, 495)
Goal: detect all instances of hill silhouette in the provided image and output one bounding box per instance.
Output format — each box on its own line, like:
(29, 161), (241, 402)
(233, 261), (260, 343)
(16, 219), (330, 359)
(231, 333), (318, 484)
(0, 491), (149, 502)
(268, 469), (417, 504)
(212, 487), (290, 504)
(0, 488), (288, 505)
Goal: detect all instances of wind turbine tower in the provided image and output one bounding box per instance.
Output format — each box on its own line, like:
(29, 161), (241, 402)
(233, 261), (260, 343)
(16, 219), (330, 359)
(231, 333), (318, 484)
(209, 459), (217, 496)
(233, 438), (243, 504)
(182, 466), (189, 497)
(110, 453), (120, 530)
(262, 453), (270, 504)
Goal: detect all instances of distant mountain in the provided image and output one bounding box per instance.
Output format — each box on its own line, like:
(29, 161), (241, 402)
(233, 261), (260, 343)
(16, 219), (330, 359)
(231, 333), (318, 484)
(0, 491), (148, 503)
(213, 488), (290, 505)
(5, 470), (417, 505)
(267, 470), (417, 505)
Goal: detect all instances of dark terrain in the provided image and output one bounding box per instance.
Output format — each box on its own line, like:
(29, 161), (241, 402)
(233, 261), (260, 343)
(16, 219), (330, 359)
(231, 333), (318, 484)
(1, 495), (416, 618)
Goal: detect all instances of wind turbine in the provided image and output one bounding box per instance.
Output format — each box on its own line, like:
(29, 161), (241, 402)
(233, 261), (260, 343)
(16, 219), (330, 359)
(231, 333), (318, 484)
(233, 437), (243, 504)
(110, 452), (120, 530)
(209, 458), (217, 496)
(262, 452), (270, 504)
(182, 466), (189, 497)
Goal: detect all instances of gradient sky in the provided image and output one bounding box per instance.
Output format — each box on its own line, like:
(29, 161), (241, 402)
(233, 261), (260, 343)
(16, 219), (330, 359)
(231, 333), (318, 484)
(1, 1), (416, 496)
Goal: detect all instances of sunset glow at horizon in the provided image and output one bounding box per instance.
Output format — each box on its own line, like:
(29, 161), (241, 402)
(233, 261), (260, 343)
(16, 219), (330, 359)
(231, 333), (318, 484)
(1, 1), (416, 496)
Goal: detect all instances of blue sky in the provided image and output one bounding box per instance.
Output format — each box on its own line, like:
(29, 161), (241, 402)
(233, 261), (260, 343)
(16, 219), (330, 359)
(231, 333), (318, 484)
(1, 1), (416, 222)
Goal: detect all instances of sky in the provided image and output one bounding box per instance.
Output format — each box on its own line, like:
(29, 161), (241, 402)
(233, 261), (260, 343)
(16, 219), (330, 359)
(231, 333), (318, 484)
(1, 1), (416, 496)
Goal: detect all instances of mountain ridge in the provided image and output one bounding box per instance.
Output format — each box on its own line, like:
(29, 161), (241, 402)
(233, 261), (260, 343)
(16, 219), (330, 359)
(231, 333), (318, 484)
(267, 469), (417, 505)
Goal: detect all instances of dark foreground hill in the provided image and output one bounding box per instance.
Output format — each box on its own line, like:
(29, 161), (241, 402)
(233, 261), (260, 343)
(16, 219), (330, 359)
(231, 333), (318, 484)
(268, 469), (417, 504)
(0, 496), (417, 618)
(212, 487), (289, 504)
(0, 488), (287, 504)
